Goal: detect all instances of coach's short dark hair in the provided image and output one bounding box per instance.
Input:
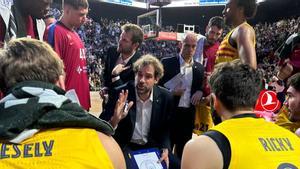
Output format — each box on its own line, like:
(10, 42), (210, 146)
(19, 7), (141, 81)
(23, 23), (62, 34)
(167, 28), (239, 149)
(208, 16), (225, 30)
(288, 73), (300, 92)
(64, 0), (89, 9)
(210, 61), (261, 112)
(237, 0), (257, 18)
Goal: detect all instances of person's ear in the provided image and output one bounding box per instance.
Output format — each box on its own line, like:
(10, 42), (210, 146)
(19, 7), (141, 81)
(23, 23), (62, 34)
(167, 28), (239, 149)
(132, 42), (139, 51)
(154, 77), (159, 84)
(55, 75), (66, 90)
(211, 93), (221, 113)
(63, 5), (71, 15)
(238, 6), (244, 16)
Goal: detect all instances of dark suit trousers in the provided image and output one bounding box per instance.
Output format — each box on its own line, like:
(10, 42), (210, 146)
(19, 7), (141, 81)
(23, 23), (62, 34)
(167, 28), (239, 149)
(172, 107), (195, 159)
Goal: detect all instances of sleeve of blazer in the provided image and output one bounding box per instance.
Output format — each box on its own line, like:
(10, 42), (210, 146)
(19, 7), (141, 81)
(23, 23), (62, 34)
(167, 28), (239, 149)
(99, 82), (126, 121)
(159, 91), (174, 150)
(111, 69), (133, 87)
(192, 62), (205, 93)
(103, 47), (113, 88)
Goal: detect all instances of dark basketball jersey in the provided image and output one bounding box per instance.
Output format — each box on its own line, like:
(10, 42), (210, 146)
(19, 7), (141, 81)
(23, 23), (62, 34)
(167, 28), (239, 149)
(202, 42), (219, 96)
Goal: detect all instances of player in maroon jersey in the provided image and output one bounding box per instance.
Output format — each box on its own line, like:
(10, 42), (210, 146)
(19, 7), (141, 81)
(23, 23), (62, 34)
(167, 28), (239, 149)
(197, 16), (225, 103)
(45, 0), (90, 110)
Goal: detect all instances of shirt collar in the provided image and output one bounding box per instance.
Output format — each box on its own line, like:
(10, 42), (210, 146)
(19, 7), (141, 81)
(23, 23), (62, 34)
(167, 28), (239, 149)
(179, 54), (194, 67)
(120, 51), (136, 65)
(136, 88), (154, 103)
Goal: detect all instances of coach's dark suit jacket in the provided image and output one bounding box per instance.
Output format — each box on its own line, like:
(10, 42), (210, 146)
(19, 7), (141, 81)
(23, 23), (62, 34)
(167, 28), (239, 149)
(101, 81), (174, 150)
(159, 55), (205, 109)
(103, 46), (141, 89)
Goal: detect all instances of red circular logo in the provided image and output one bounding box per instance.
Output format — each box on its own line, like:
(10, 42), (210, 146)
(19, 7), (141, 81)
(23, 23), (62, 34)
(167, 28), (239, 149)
(260, 90), (281, 112)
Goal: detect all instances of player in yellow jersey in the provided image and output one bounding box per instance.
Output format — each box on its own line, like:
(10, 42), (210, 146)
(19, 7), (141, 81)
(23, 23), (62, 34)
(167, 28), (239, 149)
(216, 0), (257, 69)
(182, 61), (300, 169)
(0, 38), (127, 169)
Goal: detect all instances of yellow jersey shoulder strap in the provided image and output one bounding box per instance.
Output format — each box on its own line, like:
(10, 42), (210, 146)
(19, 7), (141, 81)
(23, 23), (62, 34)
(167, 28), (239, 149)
(203, 130), (231, 169)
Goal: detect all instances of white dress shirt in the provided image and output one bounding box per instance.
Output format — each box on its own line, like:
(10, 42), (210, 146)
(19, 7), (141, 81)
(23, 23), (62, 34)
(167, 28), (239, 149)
(178, 54), (193, 108)
(131, 89), (153, 145)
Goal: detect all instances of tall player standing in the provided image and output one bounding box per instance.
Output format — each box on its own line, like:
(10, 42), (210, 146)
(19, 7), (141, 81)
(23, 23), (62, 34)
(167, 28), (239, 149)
(45, 0), (90, 110)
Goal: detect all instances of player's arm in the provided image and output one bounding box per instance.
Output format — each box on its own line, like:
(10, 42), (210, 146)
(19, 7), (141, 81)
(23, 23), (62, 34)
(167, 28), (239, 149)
(236, 25), (257, 69)
(181, 135), (223, 169)
(98, 132), (126, 169)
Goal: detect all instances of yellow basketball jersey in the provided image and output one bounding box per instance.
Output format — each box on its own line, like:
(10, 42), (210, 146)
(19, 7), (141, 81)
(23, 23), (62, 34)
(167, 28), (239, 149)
(275, 105), (300, 133)
(216, 22), (256, 65)
(0, 128), (114, 169)
(194, 103), (214, 135)
(211, 117), (300, 169)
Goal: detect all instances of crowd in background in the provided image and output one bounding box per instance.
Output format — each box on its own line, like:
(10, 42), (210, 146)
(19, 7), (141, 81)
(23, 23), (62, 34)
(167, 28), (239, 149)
(256, 16), (300, 84)
(76, 17), (180, 90)
(49, 7), (298, 90)
(77, 18), (130, 90)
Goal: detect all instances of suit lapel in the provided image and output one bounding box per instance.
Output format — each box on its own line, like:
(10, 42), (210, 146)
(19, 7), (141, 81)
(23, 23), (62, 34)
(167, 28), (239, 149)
(127, 83), (137, 130)
(111, 52), (120, 68)
(192, 62), (198, 82)
(121, 52), (139, 77)
(109, 51), (120, 80)
(150, 86), (161, 131)
(191, 62), (202, 94)
(125, 52), (139, 67)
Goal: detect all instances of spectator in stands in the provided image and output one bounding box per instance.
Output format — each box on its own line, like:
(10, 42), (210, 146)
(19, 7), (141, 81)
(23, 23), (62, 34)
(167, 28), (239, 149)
(275, 73), (300, 136)
(160, 33), (204, 159)
(255, 17), (299, 67)
(0, 38), (126, 169)
(182, 61), (300, 169)
(104, 54), (180, 169)
(277, 32), (300, 80)
(0, 0), (52, 48)
(193, 16), (225, 135)
(100, 23), (144, 120)
(140, 40), (178, 59)
(45, 0), (91, 110)
(215, 0), (257, 69)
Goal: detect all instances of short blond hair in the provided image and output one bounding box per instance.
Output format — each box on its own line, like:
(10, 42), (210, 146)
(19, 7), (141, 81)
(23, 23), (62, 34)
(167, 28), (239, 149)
(133, 54), (164, 80)
(0, 38), (64, 91)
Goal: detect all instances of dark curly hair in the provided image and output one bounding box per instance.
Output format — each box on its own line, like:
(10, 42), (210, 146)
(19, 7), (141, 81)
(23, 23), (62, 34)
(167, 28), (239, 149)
(210, 61), (262, 112)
